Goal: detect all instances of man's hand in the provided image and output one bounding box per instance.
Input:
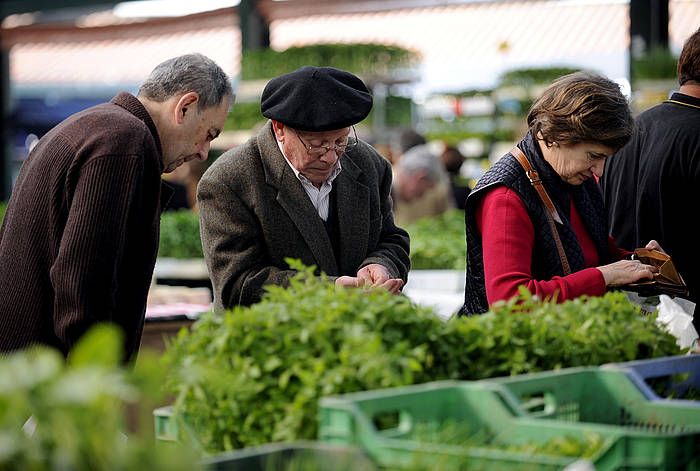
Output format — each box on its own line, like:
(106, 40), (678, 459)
(335, 276), (360, 288)
(356, 264), (404, 294)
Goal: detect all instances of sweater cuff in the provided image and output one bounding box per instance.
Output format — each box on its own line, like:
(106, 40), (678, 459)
(567, 267), (607, 298)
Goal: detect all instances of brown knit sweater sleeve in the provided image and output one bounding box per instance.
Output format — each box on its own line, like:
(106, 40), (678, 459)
(50, 153), (143, 353)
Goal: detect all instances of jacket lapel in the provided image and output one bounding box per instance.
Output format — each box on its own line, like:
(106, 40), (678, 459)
(257, 122), (338, 274)
(335, 155), (369, 275)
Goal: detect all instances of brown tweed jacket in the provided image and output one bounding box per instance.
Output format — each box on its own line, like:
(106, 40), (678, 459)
(198, 121), (410, 309)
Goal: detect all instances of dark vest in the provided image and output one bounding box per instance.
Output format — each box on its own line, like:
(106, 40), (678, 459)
(322, 187), (342, 269)
(460, 133), (610, 315)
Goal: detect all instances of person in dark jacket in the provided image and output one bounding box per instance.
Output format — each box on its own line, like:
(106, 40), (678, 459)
(198, 66), (409, 309)
(0, 53), (233, 360)
(461, 72), (661, 315)
(602, 28), (700, 330)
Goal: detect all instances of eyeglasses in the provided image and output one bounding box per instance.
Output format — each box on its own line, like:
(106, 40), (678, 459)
(293, 126), (358, 157)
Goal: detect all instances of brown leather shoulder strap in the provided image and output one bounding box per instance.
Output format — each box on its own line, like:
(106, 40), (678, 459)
(510, 147), (563, 224)
(510, 146), (571, 275)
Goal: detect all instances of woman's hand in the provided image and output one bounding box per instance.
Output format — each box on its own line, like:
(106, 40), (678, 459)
(597, 259), (658, 287)
(645, 239), (666, 254)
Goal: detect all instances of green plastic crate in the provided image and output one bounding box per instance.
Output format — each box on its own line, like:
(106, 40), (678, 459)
(154, 408), (375, 470)
(483, 367), (700, 469)
(484, 368), (700, 430)
(202, 441), (377, 471)
(603, 354), (700, 403)
(153, 405), (207, 454)
(319, 380), (634, 470)
(154, 406), (178, 443)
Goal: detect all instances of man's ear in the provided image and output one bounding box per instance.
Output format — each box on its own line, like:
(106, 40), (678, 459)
(271, 120), (286, 142)
(175, 92), (200, 124)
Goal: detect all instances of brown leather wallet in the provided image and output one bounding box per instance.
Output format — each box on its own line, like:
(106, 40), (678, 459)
(625, 248), (688, 297)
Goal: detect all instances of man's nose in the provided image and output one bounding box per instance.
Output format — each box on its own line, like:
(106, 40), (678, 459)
(320, 148), (340, 162)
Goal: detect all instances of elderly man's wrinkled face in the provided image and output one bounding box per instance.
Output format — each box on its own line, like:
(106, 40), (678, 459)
(164, 95), (231, 173)
(272, 120), (352, 187)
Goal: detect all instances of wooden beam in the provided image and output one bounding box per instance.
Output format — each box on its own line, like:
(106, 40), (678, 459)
(1, 1), (118, 19)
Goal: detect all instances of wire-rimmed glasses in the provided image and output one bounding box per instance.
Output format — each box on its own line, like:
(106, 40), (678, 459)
(293, 126), (358, 157)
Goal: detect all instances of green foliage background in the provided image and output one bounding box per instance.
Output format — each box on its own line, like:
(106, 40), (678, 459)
(632, 47), (678, 81)
(241, 43), (420, 81)
(406, 209), (466, 270)
(158, 210), (203, 259)
(498, 66), (582, 88)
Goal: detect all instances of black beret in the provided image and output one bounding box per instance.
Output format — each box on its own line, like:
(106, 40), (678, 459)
(260, 66), (373, 132)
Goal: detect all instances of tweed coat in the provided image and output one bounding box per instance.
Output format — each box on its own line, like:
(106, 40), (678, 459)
(198, 121), (410, 309)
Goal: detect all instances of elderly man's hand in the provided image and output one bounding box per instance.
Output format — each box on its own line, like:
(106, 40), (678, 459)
(357, 264), (404, 294)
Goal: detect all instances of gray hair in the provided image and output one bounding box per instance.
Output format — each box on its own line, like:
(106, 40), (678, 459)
(138, 53), (233, 109)
(397, 144), (446, 183)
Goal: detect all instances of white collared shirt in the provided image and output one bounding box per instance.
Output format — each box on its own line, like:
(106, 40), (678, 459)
(276, 140), (342, 221)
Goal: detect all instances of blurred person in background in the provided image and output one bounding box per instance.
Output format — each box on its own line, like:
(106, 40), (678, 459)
(198, 66), (409, 309)
(162, 163), (191, 211)
(162, 158), (209, 212)
(440, 144), (471, 210)
(461, 72), (661, 315)
(0, 53), (233, 360)
(602, 27), (700, 330)
(392, 128), (427, 163)
(392, 144), (455, 226)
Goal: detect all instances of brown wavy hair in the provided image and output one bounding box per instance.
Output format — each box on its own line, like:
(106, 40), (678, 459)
(678, 27), (700, 86)
(527, 71), (633, 151)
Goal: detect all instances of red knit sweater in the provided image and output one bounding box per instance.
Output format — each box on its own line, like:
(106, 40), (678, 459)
(476, 186), (616, 304)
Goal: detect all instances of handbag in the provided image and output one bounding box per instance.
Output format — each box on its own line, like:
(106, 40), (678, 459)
(625, 248), (688, 297)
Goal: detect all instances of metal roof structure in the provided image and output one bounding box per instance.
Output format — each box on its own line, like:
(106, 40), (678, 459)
(4, 1), (698, 93)
(5, 8), (241, 90)
(1, 0), (696, 199)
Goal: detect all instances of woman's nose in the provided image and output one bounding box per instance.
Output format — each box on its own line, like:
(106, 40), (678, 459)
(591, 160), (605, 177)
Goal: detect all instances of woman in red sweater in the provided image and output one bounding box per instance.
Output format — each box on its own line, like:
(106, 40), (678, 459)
(461, 72), (661, 315)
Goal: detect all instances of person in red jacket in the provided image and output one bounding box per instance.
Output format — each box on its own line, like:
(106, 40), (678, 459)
(461, 72), (661, 315)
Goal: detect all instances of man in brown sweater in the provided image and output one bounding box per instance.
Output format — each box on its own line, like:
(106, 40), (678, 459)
(0, 53), (233, 361)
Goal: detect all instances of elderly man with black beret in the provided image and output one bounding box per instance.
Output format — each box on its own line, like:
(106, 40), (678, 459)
(198, 66), (410, 308)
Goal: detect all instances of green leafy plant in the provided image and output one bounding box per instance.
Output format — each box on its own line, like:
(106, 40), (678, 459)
(164, 260), (444, 452)
(158, 209), (203, 259)
(0, 201), (6, 226)
(163, 263), (680, 453)
(405, 209), (466, 270)
(0, 325), (200, 470)
(224, 101), (265, 131)
(440, 288), (680, 380)
(412, 420), (604, 458)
